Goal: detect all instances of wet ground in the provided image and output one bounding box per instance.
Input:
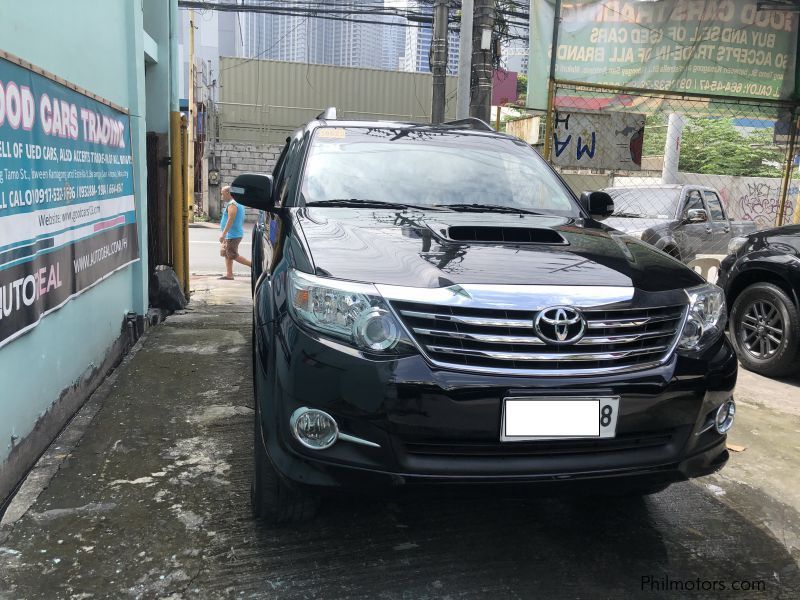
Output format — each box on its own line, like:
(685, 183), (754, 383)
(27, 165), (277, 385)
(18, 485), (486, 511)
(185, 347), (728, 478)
(0, 276), (798, 599)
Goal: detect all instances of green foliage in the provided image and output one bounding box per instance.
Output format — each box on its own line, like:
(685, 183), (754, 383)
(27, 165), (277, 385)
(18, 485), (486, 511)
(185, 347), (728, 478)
(642, 116), (784, 177)
(517, 74), (528, 98)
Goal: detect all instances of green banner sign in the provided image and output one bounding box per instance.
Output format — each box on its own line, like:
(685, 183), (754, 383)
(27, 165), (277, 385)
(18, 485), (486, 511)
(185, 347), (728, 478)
(528, 0), (799, 109)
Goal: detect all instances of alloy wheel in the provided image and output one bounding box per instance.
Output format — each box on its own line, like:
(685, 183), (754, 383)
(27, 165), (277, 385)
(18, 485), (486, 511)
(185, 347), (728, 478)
(739, 300), (784, 359)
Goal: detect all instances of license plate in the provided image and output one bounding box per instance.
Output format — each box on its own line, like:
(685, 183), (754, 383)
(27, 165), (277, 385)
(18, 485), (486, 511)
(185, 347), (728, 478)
(501, 397), (620, 441)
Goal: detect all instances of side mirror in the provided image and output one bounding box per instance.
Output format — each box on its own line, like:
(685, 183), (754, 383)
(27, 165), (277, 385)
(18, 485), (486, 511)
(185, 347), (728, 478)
(579, 191), (614, 221)
(229, 173), (275, 211)
(685, 208), (708, 223)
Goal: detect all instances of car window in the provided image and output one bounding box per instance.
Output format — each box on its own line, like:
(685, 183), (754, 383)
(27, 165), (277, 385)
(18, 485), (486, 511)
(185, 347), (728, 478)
(604, 187), (679, 218)
(299, 127), (579, 216)
(684, 190), (704, 214)
(703, 191), (726, 221)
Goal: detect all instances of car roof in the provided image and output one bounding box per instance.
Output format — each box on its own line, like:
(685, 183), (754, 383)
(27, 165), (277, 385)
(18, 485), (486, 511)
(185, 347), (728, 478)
(293, 117), (517, 142)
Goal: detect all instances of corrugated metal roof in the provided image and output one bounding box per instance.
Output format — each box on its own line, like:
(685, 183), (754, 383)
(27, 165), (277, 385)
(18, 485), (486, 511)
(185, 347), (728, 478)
(218, 57), (458, 143)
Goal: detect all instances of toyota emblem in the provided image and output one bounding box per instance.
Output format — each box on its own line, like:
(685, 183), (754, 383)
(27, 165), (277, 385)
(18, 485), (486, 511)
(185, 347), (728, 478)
(534, 306), (586, 345)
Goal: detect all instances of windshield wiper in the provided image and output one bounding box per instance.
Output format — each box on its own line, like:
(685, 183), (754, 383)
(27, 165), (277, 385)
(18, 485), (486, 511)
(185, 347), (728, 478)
(304, 199), (444, 211)
(433, 203), (542, 215)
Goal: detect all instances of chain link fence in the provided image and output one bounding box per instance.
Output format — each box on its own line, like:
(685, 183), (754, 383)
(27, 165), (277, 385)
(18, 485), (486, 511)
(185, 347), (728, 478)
(543, 81), (799, 276)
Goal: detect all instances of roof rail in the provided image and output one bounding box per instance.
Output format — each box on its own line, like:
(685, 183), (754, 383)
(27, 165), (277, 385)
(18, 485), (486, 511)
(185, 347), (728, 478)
(441, 117), (494, 131)
(316, 107), (337, 120)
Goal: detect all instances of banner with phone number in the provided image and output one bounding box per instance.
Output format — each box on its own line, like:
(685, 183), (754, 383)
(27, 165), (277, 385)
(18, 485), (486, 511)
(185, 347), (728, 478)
(0, 55), (139, 349)
(528, 0), (798, 109)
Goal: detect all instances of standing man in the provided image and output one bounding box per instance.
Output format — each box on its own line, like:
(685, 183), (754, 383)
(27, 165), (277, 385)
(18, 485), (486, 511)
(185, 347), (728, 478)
(219, 185), (252, 280)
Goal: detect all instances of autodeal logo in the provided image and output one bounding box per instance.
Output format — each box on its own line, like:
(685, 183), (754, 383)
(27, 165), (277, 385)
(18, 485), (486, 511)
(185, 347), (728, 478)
(0, 261), (63, 320)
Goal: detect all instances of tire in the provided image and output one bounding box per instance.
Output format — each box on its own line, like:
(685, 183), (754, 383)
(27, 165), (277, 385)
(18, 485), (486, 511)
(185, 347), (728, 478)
(730, 282), (800, 378)
(663, 246), (681, 261)
(250, 334), (318, 523)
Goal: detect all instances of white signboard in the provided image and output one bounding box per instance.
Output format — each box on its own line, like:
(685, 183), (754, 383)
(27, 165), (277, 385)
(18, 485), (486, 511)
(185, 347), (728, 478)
(551, 110), (645, 170)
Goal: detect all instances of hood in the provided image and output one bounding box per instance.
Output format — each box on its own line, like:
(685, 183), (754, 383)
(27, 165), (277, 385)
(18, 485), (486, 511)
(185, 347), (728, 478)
(294, 208), (702, 292)
(604, 216), (673, 234)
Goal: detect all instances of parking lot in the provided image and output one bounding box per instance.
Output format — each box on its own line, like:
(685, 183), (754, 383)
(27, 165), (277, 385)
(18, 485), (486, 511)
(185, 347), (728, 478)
(0, 276), (798, 599)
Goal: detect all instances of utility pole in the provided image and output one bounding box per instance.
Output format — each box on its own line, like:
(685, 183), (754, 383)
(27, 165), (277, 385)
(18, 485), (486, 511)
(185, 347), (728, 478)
(187, 9), (196, 222)
(456, 0), (473, 120)
(431, 0), (449, 123)
(470, 0), (494, 123)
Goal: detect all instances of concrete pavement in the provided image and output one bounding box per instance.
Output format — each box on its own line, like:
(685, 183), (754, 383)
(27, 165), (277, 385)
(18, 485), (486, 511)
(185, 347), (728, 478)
(0, 277), (799, 598)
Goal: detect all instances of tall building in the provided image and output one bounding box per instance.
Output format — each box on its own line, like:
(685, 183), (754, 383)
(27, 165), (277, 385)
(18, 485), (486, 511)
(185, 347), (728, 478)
(240, 1), (385, 70)
(381, 14), (407, 71)
(502, 34), (529, 76)
(400, 1), (459, 75)
(179, 7), (243, 101)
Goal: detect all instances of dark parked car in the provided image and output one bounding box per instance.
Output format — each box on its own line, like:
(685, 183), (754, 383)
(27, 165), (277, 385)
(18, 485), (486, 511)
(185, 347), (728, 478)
(718, 225), (800, 377)
(603, 184), (756, 261)
(232, 111), (737, 523)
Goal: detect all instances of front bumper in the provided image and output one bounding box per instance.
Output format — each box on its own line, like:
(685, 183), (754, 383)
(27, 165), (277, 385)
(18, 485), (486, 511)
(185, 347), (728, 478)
(257, 318), (737, 491)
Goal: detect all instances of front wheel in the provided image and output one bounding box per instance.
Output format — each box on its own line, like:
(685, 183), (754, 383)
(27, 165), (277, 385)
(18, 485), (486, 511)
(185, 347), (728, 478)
(730, 282), (800, 377)
(251, 413), (318, 523)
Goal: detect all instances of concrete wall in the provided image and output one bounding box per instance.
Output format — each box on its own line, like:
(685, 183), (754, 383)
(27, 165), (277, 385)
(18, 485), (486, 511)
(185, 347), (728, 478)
(0, 0), (173, 504)
(207, 141), (284, 219)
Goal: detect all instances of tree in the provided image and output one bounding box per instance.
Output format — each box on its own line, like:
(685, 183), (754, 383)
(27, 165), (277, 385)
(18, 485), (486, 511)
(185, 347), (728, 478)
(642, 115), (784, 178)
(516, 74), (527, 99)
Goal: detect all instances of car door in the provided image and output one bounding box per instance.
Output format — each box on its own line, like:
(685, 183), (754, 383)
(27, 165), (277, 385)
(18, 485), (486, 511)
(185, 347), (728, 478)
(703, 190), (731, 255)
(679, 189), (712, 260)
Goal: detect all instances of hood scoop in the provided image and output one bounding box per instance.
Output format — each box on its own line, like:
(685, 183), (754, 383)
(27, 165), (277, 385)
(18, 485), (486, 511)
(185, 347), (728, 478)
(436, 225), (568, 245)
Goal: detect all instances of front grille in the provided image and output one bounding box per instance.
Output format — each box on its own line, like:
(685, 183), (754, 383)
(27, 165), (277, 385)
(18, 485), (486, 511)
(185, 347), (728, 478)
(404, 429), (676, 458)
(391, 301), (686, 374)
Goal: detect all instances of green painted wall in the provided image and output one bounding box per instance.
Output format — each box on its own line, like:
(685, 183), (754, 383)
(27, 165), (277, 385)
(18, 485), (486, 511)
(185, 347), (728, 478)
(0, 0), (172, 487)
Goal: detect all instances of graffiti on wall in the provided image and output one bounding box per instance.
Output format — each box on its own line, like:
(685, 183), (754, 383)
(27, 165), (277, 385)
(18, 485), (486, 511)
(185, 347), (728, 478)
(730, 182), (796, 228)
(551, 110), (645, 170)
(673, 173), (798, 229)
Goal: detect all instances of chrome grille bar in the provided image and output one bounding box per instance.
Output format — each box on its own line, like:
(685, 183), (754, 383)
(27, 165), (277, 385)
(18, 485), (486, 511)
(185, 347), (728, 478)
(586, 313), (680, 329)
(400, 309), (532, 329)
(427, 345), (669, 362)
(391, 298), (687, 376)
(413, 327), (546, 345)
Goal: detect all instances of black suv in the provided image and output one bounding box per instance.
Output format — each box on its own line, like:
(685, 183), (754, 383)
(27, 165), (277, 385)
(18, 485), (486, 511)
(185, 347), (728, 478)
(231, 112), (737, 523)
(719, 225), (800, 377)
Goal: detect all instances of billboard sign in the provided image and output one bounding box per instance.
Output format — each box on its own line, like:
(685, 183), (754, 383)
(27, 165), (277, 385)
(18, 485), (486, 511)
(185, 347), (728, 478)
(0, 55), (139, 349)
(528, 0), (799, 109)
(551, 110), (645, 170)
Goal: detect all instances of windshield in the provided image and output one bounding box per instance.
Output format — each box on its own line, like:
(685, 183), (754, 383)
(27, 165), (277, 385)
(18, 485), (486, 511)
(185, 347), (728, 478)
(604, 187), (680, 219)
(300, 127), (579, 216)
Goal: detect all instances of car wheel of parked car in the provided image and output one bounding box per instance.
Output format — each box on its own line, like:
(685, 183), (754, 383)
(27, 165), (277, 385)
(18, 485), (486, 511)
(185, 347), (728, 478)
(730, 282), (800, 377)
(251, 408), (318, 523)
(250, 333), (318, 523)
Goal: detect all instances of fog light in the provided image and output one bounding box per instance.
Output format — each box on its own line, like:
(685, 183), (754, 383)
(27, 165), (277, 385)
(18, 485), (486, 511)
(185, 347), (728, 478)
(290, 407), (338, 450)
(715, 399), (735, 434)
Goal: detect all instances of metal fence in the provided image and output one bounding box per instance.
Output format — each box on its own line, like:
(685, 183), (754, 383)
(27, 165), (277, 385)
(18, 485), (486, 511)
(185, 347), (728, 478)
(541, 80), (799, 269)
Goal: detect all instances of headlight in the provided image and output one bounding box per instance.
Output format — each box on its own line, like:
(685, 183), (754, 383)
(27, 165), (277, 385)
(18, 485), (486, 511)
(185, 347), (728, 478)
(678, 283), (727, 355)
(287, 269), (413, 354)
(728, 236), (748, 256)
